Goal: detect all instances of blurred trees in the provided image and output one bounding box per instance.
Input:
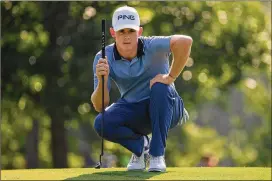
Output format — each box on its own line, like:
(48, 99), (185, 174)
(1, 1), (271, 169)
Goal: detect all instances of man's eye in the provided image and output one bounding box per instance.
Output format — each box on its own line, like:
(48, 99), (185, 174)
(129, 29), (136, 32)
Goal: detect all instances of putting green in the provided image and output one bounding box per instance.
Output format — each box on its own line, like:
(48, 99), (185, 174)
(1, 167), (271, 180)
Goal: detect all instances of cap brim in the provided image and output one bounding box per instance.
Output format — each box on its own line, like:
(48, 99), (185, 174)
(114, 24), (140, 32)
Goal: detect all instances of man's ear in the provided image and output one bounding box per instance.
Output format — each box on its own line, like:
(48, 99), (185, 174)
(138, 27), (143, 36)
(110, 27), (115, 38)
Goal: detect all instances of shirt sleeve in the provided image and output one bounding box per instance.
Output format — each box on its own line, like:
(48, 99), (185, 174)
(146, 36), (172, 54)
(93, 53), (111, 91)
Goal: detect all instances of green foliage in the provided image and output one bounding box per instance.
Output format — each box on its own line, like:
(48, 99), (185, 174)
(167, 123), (226, 167)
(1, 1), (271, 169)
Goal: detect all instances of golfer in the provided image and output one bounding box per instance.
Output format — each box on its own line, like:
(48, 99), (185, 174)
(91, 5), (192, 172)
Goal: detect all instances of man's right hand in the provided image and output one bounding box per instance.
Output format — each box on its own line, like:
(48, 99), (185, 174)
(96, 56), (109, 81)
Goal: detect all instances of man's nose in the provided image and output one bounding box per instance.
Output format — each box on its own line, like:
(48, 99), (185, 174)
(124, 35), (131, 40)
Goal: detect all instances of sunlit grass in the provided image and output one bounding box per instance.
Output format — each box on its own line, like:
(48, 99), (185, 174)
(1, 167), (271, 180)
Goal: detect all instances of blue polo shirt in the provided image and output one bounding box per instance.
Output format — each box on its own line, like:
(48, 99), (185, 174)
(93, 36), (173, 103)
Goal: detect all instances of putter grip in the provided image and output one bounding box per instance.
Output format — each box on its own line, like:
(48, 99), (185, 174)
(102, 19), (105, 58)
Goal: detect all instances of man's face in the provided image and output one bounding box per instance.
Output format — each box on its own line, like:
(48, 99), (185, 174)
(110, 27), (143, 51)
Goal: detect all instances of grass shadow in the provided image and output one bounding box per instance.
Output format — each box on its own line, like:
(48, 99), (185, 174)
(65, 170), (164, 180)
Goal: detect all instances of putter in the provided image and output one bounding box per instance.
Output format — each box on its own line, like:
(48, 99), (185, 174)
(95, 19), (106, 169)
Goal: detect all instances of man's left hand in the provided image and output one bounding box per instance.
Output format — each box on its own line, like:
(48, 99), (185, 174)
(150, 74), (175, 89)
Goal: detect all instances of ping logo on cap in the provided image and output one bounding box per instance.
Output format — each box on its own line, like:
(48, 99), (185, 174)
(117, 15), (135, 20)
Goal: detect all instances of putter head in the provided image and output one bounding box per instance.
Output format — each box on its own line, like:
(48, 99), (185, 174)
(95, 162), (101, 169)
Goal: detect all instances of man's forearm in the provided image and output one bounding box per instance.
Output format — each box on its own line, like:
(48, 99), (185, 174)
(169, 35), (193, 79)
(91, 80), (110, 112)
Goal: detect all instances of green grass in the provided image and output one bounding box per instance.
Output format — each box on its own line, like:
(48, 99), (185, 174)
(1, 167), (271, 180)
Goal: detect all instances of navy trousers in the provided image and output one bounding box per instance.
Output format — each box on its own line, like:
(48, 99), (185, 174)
(94, 83), (184, 157)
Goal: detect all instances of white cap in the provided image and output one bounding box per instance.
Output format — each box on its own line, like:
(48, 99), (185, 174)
(112, 6), (140, 32)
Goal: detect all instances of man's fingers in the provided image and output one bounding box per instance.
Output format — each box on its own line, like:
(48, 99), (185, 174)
(96, 59), (109, 76)
(152, 76), (160, 83)
(98, 56), (108, 64)
(97, 67), (108, 72)
(154, 74), (162, 79)
(98, 59), (107, 64)
(97, 66), (109, 73)
(96, 55), (109, 78)
(149, 81), (153, 89)
(150, 78), (157, 89)
(150, 73), (174, 89)
(150, 76), (167, 88)
(96, 64), (109, 69)
(150, 74), (162, 88)
(98, 70), (108, 76)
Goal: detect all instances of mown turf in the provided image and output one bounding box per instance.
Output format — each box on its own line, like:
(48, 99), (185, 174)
(1, 167), (271, 180)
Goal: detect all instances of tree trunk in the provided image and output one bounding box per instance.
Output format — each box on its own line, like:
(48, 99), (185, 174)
(51, 114), (68, 168)
(40, 1), (70, 168)
(26, 119), (39, 168)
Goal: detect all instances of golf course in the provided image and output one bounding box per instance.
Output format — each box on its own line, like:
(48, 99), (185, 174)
(1, 2), (271, 180)
(1, 167), (271, 180)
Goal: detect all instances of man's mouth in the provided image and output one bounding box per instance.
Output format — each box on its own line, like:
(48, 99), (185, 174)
(123, 42), (131, 44)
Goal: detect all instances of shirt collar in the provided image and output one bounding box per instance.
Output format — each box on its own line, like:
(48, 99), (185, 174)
(113, 38), (145, 60)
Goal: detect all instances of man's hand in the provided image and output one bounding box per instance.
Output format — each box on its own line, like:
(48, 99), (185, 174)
(150, 74), (175, 89)
(92, 56), (110, 112)
(96, 56), (109, 81)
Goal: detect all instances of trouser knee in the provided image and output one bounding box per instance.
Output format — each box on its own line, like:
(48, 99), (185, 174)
(150, 82), (170, 97)
(94, 114), (105, 137)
